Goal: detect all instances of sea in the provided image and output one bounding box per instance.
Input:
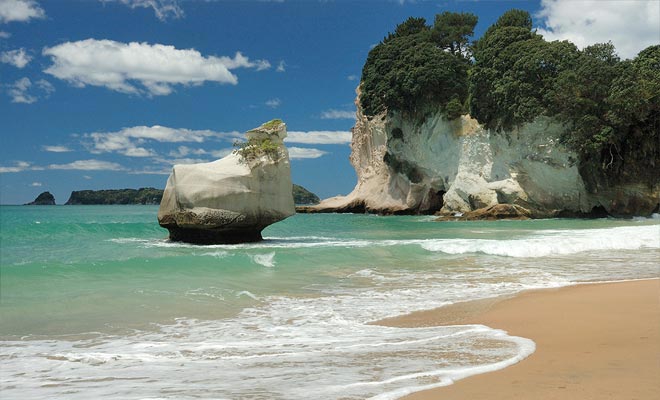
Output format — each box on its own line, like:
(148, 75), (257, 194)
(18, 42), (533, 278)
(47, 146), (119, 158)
(1, 205), (658, 399)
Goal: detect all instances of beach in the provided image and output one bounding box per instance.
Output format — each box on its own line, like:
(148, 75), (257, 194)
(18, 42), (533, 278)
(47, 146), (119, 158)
(380, 279), (660, 399)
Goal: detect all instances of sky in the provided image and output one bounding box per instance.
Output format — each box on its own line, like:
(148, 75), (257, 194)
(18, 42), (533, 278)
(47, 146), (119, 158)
(1, 0), (658, 205)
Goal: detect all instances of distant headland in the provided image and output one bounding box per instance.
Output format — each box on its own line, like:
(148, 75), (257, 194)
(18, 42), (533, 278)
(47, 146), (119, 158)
(25, 185), (319, 206)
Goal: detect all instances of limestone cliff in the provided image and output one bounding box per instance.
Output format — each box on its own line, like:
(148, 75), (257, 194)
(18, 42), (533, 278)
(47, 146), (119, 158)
(312, 90), (658, 217)
(158, 120), (295, 243)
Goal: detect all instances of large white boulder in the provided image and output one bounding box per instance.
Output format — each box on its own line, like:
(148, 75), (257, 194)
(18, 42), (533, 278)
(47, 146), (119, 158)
(158, 120), (295, 244)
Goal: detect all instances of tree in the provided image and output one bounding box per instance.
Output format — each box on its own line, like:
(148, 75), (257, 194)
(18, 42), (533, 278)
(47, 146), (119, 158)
(431, 11), (478, 58)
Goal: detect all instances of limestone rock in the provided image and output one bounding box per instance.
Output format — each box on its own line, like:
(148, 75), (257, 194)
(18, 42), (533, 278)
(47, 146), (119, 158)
(436, 204), (532, 221)
(25, 192), (56, 205)
(158, 119), (295, 244)
(306, 87), (658, 218)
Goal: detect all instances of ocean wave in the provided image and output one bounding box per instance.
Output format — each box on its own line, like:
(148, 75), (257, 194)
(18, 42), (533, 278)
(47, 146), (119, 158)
(110, 224), (659, 258)
(421, 225), (659, 257)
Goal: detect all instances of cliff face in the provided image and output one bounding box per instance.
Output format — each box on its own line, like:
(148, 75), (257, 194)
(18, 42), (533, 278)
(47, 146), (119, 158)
(315, 90), (658, 217)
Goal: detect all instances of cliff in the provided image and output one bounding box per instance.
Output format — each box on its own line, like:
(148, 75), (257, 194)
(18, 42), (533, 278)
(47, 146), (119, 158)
(311, 90), (658, 217)
(25, 192), (56, 205)
(308, 10), (658, 218)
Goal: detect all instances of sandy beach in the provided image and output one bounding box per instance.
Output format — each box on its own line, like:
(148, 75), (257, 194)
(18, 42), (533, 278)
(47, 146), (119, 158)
(379, 279), (660, 400)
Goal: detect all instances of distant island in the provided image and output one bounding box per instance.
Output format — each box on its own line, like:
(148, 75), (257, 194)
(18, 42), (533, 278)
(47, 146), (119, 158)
(53, 184), (320, 206)
(65, 188), (164, 205)
(25, 192), (56, 205)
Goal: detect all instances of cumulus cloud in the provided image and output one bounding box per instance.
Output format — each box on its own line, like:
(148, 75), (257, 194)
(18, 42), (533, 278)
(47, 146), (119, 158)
(42, 145), (72, 152)
(276, 60), (286, 72)
(0, 31), (11, 38)
(347, 75), (358, 81)
(30, 181), (42, 187)
(285, 130), (352, 145)
(86, 125), (240, 157)
(6, 77), (54, 103)
(0, 0), (45, 23)
(265, 98), (281, 108)
(0, 48), (30, 67)
(43, 39), (271, 96)
(320, 109), (356, 120)
(102, 0), (183, 21)
(536, 0), (660, 59)
(288, 147), (328, 160)
(48, 159), (125, 171)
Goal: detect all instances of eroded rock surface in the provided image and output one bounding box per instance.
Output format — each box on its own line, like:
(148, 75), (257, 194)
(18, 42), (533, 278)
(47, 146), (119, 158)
(158, 120), (295, 244)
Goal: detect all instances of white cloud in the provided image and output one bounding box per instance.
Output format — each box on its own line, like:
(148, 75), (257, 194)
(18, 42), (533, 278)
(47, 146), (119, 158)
(83, 175), (92, 179)
(7, 77), (35, 103)
(42, 145), (72, 152)
(0, 160), (32, 173)
(536, 0), (660, 59)
(48, 159), (125, 171)
(288, 147), (328, 160)
(30, 181), (42, 187)
(0, 48), (30, 67)
(0, 31), (11, 38)
(0, 0), (45, 23)
(276, 60), (286, 72)
(265, 98), (281, 108)
(86, 125), (240, 157)
(219, 52), (270, 71)
(286, 130), (352, 145)
(6, 77), (54, 103)
(347, 74), (358, 81)
(320, 109), (356, 120)
(103, 0), (184, 21)
(210, 148), (233, 158)
(43, 39), (270, 96)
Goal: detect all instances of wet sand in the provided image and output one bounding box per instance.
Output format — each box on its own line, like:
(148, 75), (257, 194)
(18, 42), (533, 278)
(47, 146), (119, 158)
(378, 279), (660, 399)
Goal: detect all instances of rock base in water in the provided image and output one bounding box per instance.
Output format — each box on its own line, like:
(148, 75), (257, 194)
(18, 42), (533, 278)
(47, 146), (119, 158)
(436, 204), (532, 221)
(167, 227), (263, 245)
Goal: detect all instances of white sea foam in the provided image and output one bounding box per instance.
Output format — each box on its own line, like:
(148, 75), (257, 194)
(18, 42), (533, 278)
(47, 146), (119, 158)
(250, 252), (276, 267)
(111, 224), (659, 258)
(420, 225), (660, 257)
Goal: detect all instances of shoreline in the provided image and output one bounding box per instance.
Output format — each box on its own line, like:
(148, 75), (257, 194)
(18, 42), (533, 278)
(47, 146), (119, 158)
(378, 278), (660, 399)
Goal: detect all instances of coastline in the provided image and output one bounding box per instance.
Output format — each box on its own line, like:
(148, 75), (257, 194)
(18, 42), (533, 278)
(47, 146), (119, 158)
(378, 279), (660, 400)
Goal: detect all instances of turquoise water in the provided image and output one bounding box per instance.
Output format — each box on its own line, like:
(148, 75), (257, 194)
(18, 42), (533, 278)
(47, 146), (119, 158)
(1, 205), (658, 399)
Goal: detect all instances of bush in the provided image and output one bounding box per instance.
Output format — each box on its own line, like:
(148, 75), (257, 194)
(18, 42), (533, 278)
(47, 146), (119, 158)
(233, 137), (281, 164)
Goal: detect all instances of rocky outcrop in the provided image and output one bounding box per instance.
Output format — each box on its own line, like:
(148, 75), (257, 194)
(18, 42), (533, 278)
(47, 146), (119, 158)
(25, 192), (56, 205)
(158, 120), (295, 244)
(310, 89), (658, 217)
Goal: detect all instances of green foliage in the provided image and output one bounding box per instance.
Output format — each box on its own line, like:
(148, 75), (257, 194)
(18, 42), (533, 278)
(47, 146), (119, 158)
(292, 184), (320, 205)
(259, 119), (284, 130)
(233, 137), (281, 164)
(431, 12), (478, 57)
(361, 12), (475, 118)
(65, 188), (164, 205)
(444, 98), (464, 121)
(386, 17), (429, 41)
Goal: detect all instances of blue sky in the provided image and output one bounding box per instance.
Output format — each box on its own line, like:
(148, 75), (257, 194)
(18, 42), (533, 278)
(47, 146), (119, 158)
(1, 0), (658, 204)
